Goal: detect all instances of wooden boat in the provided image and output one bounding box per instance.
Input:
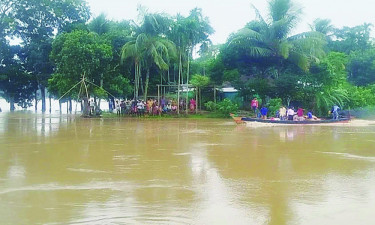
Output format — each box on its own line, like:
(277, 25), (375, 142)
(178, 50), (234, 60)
(230, 114), (350, 125)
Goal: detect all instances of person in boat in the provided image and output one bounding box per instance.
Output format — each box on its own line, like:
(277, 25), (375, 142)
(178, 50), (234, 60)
(279, 106), (287, 120)
(260, 106), (268, 119)
(287, 107), (295, 121)
(307, 111), (313, 119)
(332, 105), (340, 120)
(251, 97), (259, 116)
(297, 107), (305, 121)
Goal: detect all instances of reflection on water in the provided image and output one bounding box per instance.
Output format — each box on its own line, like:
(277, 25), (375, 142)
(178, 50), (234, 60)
(0, 112), (375, 225)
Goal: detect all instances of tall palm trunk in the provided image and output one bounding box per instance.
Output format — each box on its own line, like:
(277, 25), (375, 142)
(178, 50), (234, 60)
(186, 49), (190, 114)
(195, 87), (198, 114)
(144, 68), (150, 101)
(34, 89), (38, 111)
(98, 75), (103, 109)
(41, 86), (46, 112)
(177, 52), (182, 114)
(49, 96), (52, 113)
(9, 96), (15, 111)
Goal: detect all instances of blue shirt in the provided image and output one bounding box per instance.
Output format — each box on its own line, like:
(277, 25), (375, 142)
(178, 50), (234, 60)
(307, 112), (312, 119)
(260, 107), (268, 116)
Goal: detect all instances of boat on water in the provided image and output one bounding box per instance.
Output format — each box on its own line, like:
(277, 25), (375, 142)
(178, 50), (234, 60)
(230, 114), (350, 125)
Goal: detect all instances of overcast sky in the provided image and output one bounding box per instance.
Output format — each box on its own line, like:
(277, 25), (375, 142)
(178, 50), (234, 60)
(87, 0), (374, 44)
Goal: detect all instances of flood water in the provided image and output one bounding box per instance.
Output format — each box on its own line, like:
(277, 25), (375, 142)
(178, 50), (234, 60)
(1, 112), (375, 225)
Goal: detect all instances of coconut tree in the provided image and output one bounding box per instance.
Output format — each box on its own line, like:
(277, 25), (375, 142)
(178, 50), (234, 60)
(229, 0), (326, 74)
(121, 35), (143, 99)
(121, 34), (176, 101)
(168, 9), (213, 113)
(141, 36), (176, 100)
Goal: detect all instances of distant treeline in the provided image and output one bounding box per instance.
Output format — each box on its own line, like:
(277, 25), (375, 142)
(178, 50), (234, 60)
(1, 0), (375, 116)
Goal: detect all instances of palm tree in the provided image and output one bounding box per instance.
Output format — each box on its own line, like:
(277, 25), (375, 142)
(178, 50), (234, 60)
(141, 36), (176, 100)
(229, 0), (326, 74)
(88, 13), (110, 35)
(168, 9), (213, 113)
(121, 36), (143, 99)
(121, 33), (176, 100)
(310, 18), (334, 36)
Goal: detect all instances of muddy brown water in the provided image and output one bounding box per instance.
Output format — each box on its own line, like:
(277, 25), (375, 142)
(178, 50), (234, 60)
(1, 112), (375, 225)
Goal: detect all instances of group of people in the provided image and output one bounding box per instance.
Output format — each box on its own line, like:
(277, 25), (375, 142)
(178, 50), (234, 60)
(112, 97), (197, 116)
(251, 98), (341, 121)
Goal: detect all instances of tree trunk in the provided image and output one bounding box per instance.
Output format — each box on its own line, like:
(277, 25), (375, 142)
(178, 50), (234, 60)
(34, 89), (38, 112)
(98, 77), (103, 109)
(186, 49), (190, 114)
(82, 97), (89, 116)
(137, 63), (142, 99)
(144, 69), (150, 101)
(9, 96), (15, 111)
(69, 97), (72, 113)
(134, 62), (137, 100)
(167, 69), (170, 84)
(59, 100), (62, 114)
(41, 86), (46, 113)
(200, 88), (202, 111)
(214, 85), (216, 104)
(49, 96), (52, 113)
(177, 52), (182, 115)
(195, 87), (199, 114)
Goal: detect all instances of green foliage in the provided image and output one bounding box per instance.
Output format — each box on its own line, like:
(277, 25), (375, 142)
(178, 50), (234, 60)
(204, 99), (239, 116)
(204, 101), (217, 111)
(346, 85), (375, 109)
(223, 69), (240, 82)
(227, 0), (326, 72)
(315, 88), (349, 116)
(329, 23), (372, 54)
(347, 49), (375, 86)
(51, 30), (112, 80)
(268, 98), (282, 116)
(217, 99), (239, 115)
(190, 74), (210, 87)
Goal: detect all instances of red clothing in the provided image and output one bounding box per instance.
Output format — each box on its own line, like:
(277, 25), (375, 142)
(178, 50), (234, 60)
(251, 99), (259, 108)
(189, 99), (196, 111)
(297, 108), (304, 117)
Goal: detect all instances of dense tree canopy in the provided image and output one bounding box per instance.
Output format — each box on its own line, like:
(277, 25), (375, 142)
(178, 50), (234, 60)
(1, 0), (375, 116)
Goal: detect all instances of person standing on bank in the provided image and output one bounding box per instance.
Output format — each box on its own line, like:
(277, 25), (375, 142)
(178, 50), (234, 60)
(115, 100), (121, 116)
(251, 98), (259, 116)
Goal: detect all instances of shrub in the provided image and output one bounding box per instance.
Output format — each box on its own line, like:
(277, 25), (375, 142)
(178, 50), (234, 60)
(268, 98), (282, 117)
(204, 99), (239, 116)
(217, 99), (239, 115)
(204, 101), (217, 111)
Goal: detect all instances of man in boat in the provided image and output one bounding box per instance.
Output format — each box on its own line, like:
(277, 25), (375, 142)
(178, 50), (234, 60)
(297, 107), (305, 121)
(260, 106), (268, 120)
(279, 106), (287, 120)
(332, 105), (340, 120)
(287, 107), (295, 121)
(251, 98), (259, 116)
